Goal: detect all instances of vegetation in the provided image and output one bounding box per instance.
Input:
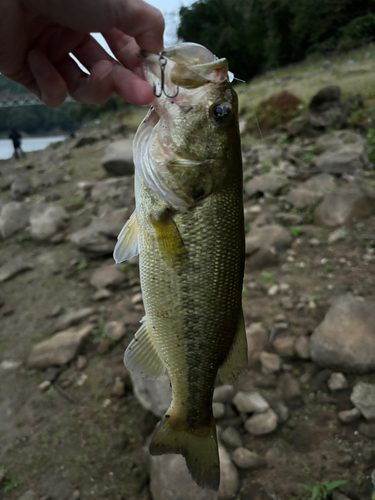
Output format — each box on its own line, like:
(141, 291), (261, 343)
(367, 128), (375, 163)
(178, 0), (375, 80)
(299, 479), (347, 500)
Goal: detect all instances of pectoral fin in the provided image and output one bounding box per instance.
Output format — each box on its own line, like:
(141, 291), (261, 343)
(150, 211), (187, 268)
(219, 309), (248, 383)
(113, 210), (139, 264)
(124, 318), (165, 379)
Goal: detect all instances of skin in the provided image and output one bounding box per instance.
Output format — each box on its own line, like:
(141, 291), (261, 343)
(0, 0), (164, 107)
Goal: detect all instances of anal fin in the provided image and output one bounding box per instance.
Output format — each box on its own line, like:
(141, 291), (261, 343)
(219, 309), (248, 383)
(114, 210), (139, 264)
(124, 319), (165, 379)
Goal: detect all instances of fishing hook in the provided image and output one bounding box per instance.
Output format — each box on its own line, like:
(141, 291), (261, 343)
(153, 55), (179, 99)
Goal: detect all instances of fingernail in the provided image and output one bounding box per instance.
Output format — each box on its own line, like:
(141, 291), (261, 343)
(98, 64), (113, 82)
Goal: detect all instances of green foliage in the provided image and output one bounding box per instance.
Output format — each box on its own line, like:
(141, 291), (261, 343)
(290, 226), (302, 237)
(76, 259), (89, 272)
(1, 472), (24, 495)
(347, 106), (375, 131)
(178, 0), (375, 80)
(324, 263), (334, 273)
(367, 128), (375, 164)
(261, 271), (274, 283)
(299, 480), (347, 500)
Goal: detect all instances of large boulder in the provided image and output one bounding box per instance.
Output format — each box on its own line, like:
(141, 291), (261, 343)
(100, 138), (134, 176)
(0, 202), (31, 238)
(30, 205), (69, 241)
(308, 85), (347, 129)
(310, 295), (375, 373)
(315, 183), (375, 227)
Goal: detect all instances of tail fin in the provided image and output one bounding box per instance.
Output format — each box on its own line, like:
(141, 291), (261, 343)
(149, 414), (220, 490)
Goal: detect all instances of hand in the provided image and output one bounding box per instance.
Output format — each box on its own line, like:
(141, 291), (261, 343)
(0, 0), (164, 107)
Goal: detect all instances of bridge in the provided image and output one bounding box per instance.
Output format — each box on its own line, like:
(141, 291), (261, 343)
(0, 93), (74, 108)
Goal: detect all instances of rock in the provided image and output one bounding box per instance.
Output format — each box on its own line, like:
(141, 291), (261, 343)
(101, 138), (134, 176)
(90, 205), (129, 239)
(286, 115), (311, 137)
(246, 225), (293, 255)
(244, 173), (288, 198)
(131, 292), (143, 305)
(54, 307), (94, 332)
(260, 352), (280, 374)
(313, 148), (366, 175)
(246, 247), (278, 271)
(0, 202), (31, 238)
(11, 174), (33, 200)
(27, 324), (93, 368)
(359, 423), (375, 438)
(111, 378), (125, 396)
(316, 130), (365, 154)
(213, 385), (235, 404)
(93, 288), (112, 301)
(220, 427), (242, 449)
(17, 490), (36, 500)
(76, 355), (87, 370)
(70, 227), (115, 256)
(0, 257), (33, 282)
(0, 359), (22, 370)
(284, 173), (336, 208)
(332, 492), (351, 500)
(232, 391), (269, 414)
(91, 177), (133, 208)
(213, 402), (225, 420)
(284, 188), (319, 209)
(39, 380), (52, 392)
(232, 448), (267, 470)
(315, 183), (374, 227)
(294, 336), (310, 359)
(308, 85), (347, 129)
(90, 265), (127, 289)
(131, 373), (171, 417)
(273, 337), (295, 357)
(35, 170), (65, 188)
(328, 228), (347, 244)
(244, 409), (278, 436)
(338, 407), (361, 424)
(280, 373), (301, 400)
(275, 212), (303, 226)
(272, 401), (289, 423)
(328, 372), (348, 391)
(246, 323), (269, 366)
(337, 454), (354, 467)
(30, 205), (69, 241)
(351, 382), (375, 420)
(105, 321), (126, 341)
(42, 473), (72, 500)
(310, 295), (375, 372)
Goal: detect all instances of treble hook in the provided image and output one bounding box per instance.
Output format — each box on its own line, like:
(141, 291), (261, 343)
(153, 55), (179, 99)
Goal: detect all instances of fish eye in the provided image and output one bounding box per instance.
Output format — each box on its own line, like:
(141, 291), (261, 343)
(211, 102), (232, 126)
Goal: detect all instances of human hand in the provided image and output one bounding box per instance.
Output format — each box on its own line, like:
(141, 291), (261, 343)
(0, 0), (164, 107)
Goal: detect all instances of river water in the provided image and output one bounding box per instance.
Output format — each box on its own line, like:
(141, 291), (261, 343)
(0, 136), (66, 160)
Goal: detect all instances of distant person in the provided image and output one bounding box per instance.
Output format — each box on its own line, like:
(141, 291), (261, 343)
(0, 0), (164, 108)
(9, 127), (24, 160)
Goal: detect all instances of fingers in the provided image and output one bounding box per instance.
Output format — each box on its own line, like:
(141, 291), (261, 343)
(113, 64), (154, 105)
(27, 50), (67, 107)
(103, 28), (144, 78)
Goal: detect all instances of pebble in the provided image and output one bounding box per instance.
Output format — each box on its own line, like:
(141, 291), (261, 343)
(260, 351), (280, 374)
(351, 382), (375, 420)
(54, 307), (95, 332)
(273, 337), (295, 357)
(131, 293), (143, 305)
(76, 373), (88, 387)
(338, 407), (361, 424)
(105, 321), (126, 342)
(111, 378), (125, 396)
(213, 402), (225, 420)
(39, 380), (52, 392)
(309, 238), (320, 246)
(46, 305), (64, 318)
(0, 360), (22, 370)
(281, 296), (294, 310)
(358, 423), (375, 439)
(294, 336), (311, 359)
(244, 409), (278, 436)
(232, 391), (269, 414)
(213, 384), (235, 404)
(220, 426), (242, 449)
(337, 454), (354, 467)
(103, 398), (111, 408)
(280, 373), (301, 401)
(93, 288), (113, 301)
(76, 356), (87, 370)
(272, 401), (289, 423)
(328, 228), (347, 244)
(267, 284), (279, 296)
(328, 372), (348, 391)
(232, 448), (267, 470)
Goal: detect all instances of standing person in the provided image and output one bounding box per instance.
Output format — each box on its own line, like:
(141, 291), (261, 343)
(0, 0), (164, 108)
(9, 127), (24, 159)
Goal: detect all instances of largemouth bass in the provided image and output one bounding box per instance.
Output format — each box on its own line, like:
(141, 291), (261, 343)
(114, 42), (247, 490)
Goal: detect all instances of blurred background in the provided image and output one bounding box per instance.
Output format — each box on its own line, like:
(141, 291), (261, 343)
(1, 1), (375, 499)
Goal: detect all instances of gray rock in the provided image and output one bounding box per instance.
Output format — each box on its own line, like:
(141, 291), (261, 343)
(0, 202), (31, 238)
(284, 188), (319, 209)
(232, 391), (269, 414)
(246, 225), (293, 255)
(246, 323), (269, 367)
(11, 174), (32, 200)
(149, 445), (238, 500)
(93, 288), (112, 301)
(70, 227), (114, 256)
(332, 492), (351, 500)
(275, 212), (303, 226)
(328, 372), (348, 391)
(280, 373), (301, 400)
(328, 228), (347, 244)
(310, 295), (375, 372)
(91, 177), (133, 208)
(0, 257), (33, 282)
(42, 472), (72, 500)
(90, 205), (129, 239)
(294, 336), (310, 359)
(35, 170), (65, 188)
(54, 307), (95, 332)
(351, 382), (375, 420)
(338, 407), (361, 424)
(286, 115), (311, 137)
(131, 373), (171, 417)
(213, 402), (225, 420)
(260, 352), (280, 374)
(272, 401), (289, 423)
(90, 265), (127, 289)
(244, 173), (288, 198)
(316, 130), (365, 154)
(284, 173), (336, 209)
(273, 337), (295, 357)
(30, 205), (69, 241)
(17, 490), (36, 500)
(231, 448), (266, 470)
(105, 321), (126, 341)
(27, 324), (93, 368)
(308, 85), (347, 129)
(315, 184), (374, 227)
(245, 409), (278, 436)
(101, 138), (134, 176)
(313, 148), (366, 175)
(213, 385), (235, 404)
(220, 427), (242, 449)
(246, 247), (278, 271)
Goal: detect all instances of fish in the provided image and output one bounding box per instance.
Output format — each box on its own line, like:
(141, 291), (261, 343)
(114, 42), (247, 490)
